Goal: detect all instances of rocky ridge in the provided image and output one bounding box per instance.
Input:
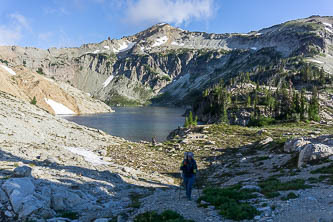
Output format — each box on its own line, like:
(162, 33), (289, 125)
(0, 16), (332, 105)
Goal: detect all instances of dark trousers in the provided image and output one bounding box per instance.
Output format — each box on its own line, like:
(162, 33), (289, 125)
(183, 175), (195, 199)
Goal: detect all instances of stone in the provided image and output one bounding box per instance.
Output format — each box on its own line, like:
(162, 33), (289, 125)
(260, 137), (273, 145)
(200, 200), (209, 205)
(284, 138), (309, 153)
(298, 143), (333, 168)
(2, 178), (35, 197)
(51, 190), (84, 211)
(241, 185), (261, 192)
(94, 219), (109, 222)
(4, 210), (13, 217)
(0, 187), (8, 203)
(13, 166), (32, 177)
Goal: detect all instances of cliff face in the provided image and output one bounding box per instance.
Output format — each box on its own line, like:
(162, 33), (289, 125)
(0, 16), (332, 105)
(0, 62), (113, 115)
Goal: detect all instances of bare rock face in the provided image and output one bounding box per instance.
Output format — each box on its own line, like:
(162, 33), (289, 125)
(284, 135), (333, 168)
(13, 166), (32, 178)
(0, 64), (113, 115)
(1, 16), (332, 106)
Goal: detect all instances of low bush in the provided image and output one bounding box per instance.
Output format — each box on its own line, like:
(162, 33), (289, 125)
(134, 210), (194, 222)
(197, 185), (259, 220)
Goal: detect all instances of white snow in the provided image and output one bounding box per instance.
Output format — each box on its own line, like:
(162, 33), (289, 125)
(308, 59), (324, 64)
(171, 41), (184, 46)
(250, 47), (257, 50)
(140, 46), (145, 51)
(44, 98), (75, 115)
(93, 50), (100, 54)
(255, 33), (262, 36)
(102, 75), (114, 88)
(325, 27), (333, 34)
(157, 22), (167, 26)
(0, 64), (16, 75)
(104, 46), (110, 49)
(114, 41), (136, 53)
(65, 147), (110, 166)
(323, 22), (332, 28)
(152, 36), (168, 47)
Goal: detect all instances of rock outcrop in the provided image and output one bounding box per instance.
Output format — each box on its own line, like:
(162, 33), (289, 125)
(284, 135), (333, 168)
(0, 16), (332, 106)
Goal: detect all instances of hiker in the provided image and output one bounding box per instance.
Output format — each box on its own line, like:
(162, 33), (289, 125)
(180, 152), (197, 200)
(152, 136), (156, 146)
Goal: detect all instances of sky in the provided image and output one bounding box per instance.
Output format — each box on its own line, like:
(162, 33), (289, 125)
(0, 0), (332, 49)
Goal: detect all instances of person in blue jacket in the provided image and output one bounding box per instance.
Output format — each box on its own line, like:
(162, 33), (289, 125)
(180, 152), (197, 200)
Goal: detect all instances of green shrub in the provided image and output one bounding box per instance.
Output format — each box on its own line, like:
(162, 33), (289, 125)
(281, 192), (298, 200)
(134, 210), (194, 222)
(30, 96), (37, 105)
(248, 117), (275, 127)
(259, 178), (311, 198)
(36, 67), (44, 75)
(57, 211), (79, 220)
(197, 185), (259, 220)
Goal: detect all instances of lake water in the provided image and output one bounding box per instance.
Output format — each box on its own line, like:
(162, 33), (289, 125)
(63, 106), (185, 142)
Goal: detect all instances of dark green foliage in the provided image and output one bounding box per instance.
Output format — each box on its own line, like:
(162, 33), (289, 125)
(311, 163), (333, 174)
(36, 67), (44, 75)
(184, 111), (198, 128)
(57, 211), (79, 220)
(30, 96), (37, 105)
(308, 86), (320, 121)
(259, 178), (311, 198)
(134, 210), (194, 222)
(198, 185), (259, 220)
(0, 59), (8, 65)
(248, 116), (275, 127)
(281, 192), (298, 200)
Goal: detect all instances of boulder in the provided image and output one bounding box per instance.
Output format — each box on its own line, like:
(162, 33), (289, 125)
(51, 189), (85, 211)
(13, 166), (32, 177)
(298, 143), (333, 168)
(2, 178), (43, 218)
(0, 187), (8, 203)
(284, 138), (309, 153)
(259, 137), (273, 146)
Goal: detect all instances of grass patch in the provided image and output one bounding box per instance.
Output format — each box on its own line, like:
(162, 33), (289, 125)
(310, 163), (333, 174)
(134, 210), (194, 222)
(197, 185), (259, 220)
(281, 192), (298, 201)
(57, 210), (79, 220)
(259, 178), (311, 198)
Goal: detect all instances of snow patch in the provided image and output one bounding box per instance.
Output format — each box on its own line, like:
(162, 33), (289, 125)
(323, 22), (332, 28)
(44, 98), (75, 115)
(250, 47), (257, 50)
(152, 36), (168, 47)
(104, 46), (110, 49)
(255, 33), (262, 36)
(114, 41), (136, 53)
(0, 64), (16, 75)
(325, 27), (333, 34)
(103, 75), (114, 88)
(308, 59), (324, 64)
(171, 41), (184, 46)
(65, 147), (110, 166)
(157, 22), (167, 26)
(140, 46), (145, 51)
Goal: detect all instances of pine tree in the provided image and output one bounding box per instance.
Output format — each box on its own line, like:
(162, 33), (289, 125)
(300, 89), (307, 121)
(308, 87), (320, 121)
(30, 96), (37, 105)
(247, 95), (251, 107)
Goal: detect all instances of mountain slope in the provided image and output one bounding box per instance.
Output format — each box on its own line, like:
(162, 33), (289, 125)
(0, 61), (113, 115)
(0, 16), (332, 106)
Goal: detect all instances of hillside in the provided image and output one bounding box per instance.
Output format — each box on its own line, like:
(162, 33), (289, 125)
(0, 60), (113, 115)
(0, 16), (332, 107)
